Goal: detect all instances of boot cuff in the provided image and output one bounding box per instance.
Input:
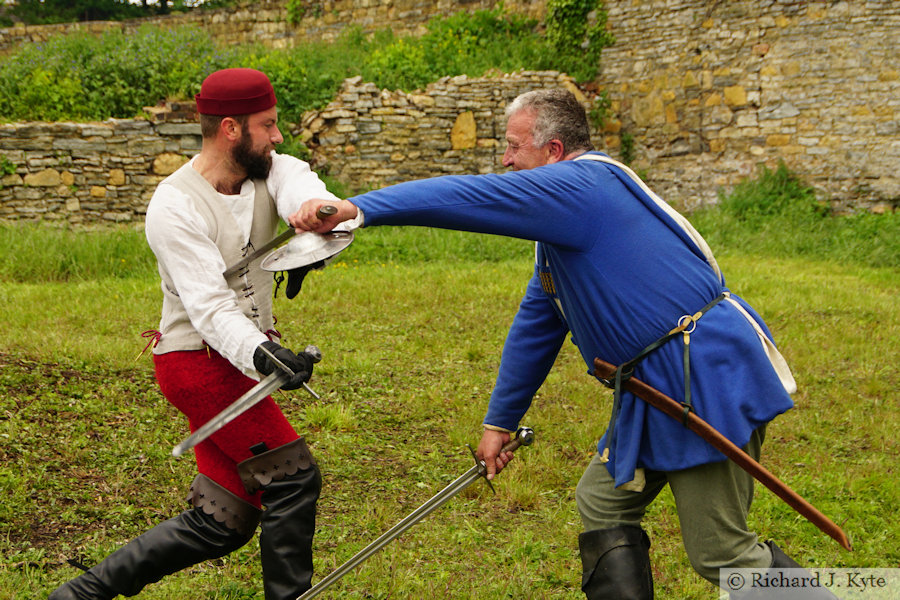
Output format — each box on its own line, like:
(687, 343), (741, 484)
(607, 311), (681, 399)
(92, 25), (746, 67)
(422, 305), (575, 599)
(579, 525), (651, 567)
(237, 437), (314, 494)
(187, 474), (262, 537)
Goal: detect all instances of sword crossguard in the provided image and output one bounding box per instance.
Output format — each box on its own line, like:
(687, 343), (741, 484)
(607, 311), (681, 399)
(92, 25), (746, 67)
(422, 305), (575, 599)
(467, 444), (496, 494)
(259, 343), (323, 399)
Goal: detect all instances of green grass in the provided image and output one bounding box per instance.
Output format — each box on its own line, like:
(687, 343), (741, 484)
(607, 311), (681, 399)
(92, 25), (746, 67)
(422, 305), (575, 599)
(0, 165), (897, 598)
(0, 227), (897, 598)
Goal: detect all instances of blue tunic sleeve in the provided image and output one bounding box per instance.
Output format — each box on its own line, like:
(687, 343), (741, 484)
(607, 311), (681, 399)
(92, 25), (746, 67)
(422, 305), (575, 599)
(483, 271), (569, 431)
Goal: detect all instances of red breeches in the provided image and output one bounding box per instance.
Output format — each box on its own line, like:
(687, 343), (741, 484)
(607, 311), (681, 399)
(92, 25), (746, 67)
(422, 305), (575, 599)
(154, 349), (299, 506)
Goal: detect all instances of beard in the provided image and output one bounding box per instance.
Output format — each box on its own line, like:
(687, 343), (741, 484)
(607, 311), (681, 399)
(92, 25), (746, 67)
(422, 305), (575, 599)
(232, 131), (273, 179)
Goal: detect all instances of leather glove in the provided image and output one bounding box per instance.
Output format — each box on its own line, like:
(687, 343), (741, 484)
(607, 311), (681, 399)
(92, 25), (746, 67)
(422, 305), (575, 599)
(253, 341), (314, 391)
(285, 260), (325, 299)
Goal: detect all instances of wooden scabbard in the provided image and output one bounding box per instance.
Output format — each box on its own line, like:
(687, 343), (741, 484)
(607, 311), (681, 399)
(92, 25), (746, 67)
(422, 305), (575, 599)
(593, 357), (852, 551)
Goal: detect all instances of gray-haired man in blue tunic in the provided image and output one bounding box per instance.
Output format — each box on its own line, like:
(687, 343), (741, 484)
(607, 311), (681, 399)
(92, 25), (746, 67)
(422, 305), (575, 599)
(290, 89), (835, 599)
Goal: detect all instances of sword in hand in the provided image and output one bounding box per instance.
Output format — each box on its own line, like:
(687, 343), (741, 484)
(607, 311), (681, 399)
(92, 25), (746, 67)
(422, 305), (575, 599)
(171, 345), (322, 457)
(297, 427), (535, 600)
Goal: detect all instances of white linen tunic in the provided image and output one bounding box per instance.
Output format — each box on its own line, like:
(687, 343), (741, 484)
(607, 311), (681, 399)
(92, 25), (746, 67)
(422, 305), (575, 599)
(145, 152), (337, 378)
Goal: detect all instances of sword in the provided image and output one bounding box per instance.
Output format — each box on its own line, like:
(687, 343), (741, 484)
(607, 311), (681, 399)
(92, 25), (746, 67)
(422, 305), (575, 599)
(171, 344), (322, 457)
(223, 205), (338, 278)
(297, 427), (535, 600)
(593, 357), (852, 551)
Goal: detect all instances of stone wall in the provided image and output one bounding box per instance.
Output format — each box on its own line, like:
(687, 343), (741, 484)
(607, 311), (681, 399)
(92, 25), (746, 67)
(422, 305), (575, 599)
(297, 71), (598, 190)
(0, 112), (199, 225)
(595, 0), (899, 212)
(300, 0), (898, 213)
(0, 74), (588, 226)
(1, 0), (897, 223)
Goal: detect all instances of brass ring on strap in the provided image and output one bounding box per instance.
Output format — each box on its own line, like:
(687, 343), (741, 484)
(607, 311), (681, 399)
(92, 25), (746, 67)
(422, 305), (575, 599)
(677, 314), (698, 334)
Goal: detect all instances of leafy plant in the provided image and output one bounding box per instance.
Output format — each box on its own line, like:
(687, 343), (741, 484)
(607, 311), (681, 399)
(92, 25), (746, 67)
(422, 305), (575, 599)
(0, 6), (611, 122)
(587, 91), (611, 130)
(285, 0), (324, 25)
(361, 6), (543, 92)
(543, 0), (616, 82)
(718, 161), (827, 222)
(619, 131), (635, 165)
(0, 25), (238, 121)
(0, 154), (16, 177)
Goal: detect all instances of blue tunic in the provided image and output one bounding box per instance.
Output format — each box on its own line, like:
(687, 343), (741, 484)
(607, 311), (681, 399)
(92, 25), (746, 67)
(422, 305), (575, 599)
(350, 154), (794, 486)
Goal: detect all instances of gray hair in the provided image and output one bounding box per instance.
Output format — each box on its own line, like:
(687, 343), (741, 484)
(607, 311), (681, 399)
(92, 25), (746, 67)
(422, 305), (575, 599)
(505, 89), (594, 154)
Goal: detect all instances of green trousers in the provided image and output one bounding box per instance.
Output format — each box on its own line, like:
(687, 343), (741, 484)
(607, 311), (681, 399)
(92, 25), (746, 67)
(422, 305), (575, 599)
(575, 426), (772, 584)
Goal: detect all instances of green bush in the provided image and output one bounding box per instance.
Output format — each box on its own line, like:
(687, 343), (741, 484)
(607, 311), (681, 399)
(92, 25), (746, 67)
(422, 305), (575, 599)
(242, 26), (379, 126)
(718, 161), (828, 222)
(0, 6), (594, 122)
(0, 25), (238, 121)
(361, 7), (544, 92)
(543, 0), (616, 82)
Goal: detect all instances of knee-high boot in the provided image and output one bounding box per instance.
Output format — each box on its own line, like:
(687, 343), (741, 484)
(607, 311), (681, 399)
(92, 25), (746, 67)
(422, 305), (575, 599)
(238, 437), (322, 600)
(579, 526), (654, 600)
(49, 475), (261, 599)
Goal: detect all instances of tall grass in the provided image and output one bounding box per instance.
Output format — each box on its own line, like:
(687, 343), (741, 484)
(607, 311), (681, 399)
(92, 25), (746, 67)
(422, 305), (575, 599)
(689, 163), (900, 269)
(2, 163), (895, 283)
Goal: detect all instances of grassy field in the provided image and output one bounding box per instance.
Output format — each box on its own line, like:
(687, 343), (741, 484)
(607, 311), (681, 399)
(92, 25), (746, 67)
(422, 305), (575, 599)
(0, 224), (897, 600)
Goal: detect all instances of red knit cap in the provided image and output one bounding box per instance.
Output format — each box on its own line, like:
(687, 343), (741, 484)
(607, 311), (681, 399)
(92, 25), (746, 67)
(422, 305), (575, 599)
(195, 68), (277, 116)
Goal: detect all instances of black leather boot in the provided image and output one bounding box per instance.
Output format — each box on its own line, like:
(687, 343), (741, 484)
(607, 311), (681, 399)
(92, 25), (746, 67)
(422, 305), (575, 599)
(49, 475), (261, 599)
(579, 526), (654, 599)
(729, 541), (840, 599)
(238, 437), (322, 600)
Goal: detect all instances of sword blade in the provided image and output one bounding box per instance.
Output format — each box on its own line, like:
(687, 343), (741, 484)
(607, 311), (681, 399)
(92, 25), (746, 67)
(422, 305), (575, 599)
(222, 228), (296, 278)
(298, 465), (483, 600)
(297, 427), (534, 600)
(171, 371), (288, 457)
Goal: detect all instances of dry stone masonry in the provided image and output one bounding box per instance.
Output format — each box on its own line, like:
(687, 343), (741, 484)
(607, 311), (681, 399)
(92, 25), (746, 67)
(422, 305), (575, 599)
(297, 72), (598, 190)
(0, 114), (199, 225)
(595, 0), (899, 212)
(0, 0), (897, 225)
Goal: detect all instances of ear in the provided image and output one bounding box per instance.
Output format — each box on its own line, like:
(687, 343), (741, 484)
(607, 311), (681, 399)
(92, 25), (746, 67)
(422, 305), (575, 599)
(220, 117), (242, 142)
(545, 139), (566, 164)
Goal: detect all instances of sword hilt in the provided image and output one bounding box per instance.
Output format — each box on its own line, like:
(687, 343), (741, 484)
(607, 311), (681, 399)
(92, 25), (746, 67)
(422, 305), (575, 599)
(468, 427), (535, 494)
(316, 204), (338, 219)
(500, 427), (535, 453)
(259, 343), (323, 399)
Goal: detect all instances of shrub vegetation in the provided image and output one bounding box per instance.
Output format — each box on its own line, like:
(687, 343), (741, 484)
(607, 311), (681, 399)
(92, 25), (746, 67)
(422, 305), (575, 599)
(689, 162), (899, 269)
(0, 3), (613, 124)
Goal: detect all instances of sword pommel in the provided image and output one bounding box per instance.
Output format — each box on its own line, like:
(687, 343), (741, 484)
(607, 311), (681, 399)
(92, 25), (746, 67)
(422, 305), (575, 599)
(501, 427), (535, 453)
(304, 344), (323, 363)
